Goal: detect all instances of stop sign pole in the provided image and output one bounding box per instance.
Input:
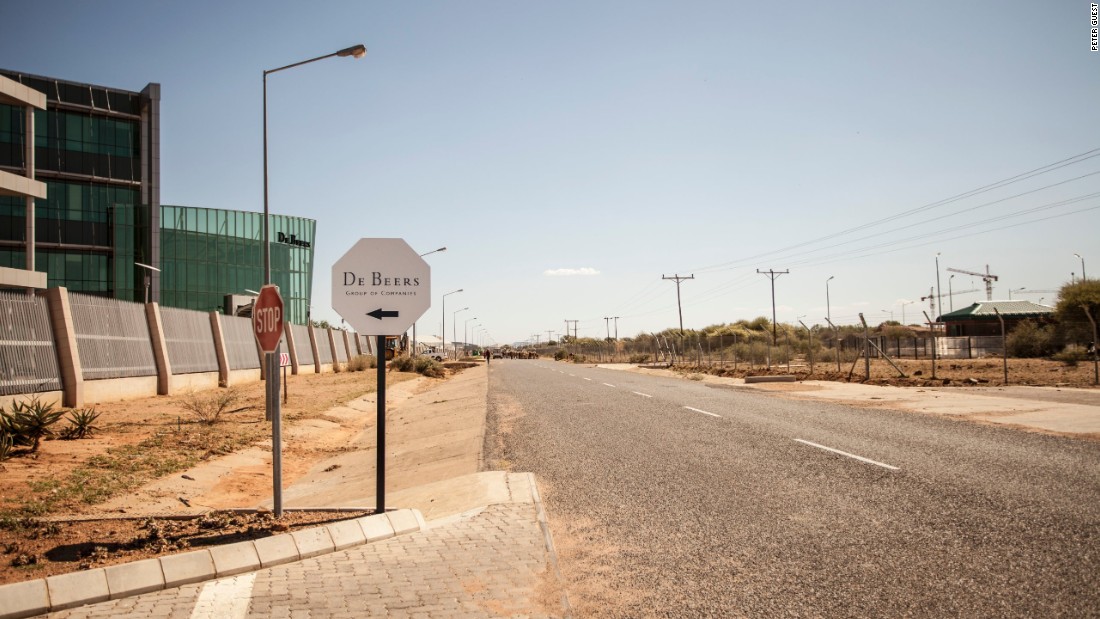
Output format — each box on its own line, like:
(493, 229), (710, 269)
(253, 285), (285, 517)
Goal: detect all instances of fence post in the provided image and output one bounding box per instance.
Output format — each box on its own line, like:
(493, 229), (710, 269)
(327, 328), (340, 371)
(309, 326), (322, 373)
(967, 337), (973, 359)
(285, 322), (300, 375)
(209, 312), (230, 387)
(994, 309), (1008, 385)
(145, 303), (172, 396)
(45, 287), (83, 408)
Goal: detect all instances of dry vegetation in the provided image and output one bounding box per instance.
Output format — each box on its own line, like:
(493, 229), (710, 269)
(0, 368), (427, 584)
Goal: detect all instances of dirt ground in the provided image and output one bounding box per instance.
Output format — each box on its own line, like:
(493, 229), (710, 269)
(669, 357), (1100, 388)
(0, 364), (462, 585)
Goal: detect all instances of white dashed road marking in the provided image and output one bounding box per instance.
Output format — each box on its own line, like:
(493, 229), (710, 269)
(603, 383), (616, 388)
(684, 406), (721, 418)
(632, 391), (653, 398)
(793, 439), (899, 471)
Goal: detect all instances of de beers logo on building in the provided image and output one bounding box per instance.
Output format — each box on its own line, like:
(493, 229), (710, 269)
(277, 232), (311, 248)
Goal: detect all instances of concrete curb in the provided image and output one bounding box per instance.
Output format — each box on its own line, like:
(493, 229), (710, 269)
(0, 508), (423, 619)
(527, 472), (573, 619)
(744, 374), (798, 383)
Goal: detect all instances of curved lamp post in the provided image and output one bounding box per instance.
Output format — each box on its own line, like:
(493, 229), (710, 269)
(263, 44), (366, 287)
(411, 247), (447, 356)
(442, 290), (462, 358)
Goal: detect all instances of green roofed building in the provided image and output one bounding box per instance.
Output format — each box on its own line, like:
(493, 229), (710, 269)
(938, 301), (1055, 337)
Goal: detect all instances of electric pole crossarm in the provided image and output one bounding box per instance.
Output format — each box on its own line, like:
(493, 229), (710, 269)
(757, 269), (789, 344)
(662, 274), (695, 337)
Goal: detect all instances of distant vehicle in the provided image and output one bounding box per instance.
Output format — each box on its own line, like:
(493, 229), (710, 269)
(492, 351), (503, 359)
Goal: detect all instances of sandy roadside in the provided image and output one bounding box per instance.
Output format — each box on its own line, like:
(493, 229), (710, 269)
(88, 365), (490, 520)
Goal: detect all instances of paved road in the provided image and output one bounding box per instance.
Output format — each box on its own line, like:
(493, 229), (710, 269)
(487, 360), (1100, 618)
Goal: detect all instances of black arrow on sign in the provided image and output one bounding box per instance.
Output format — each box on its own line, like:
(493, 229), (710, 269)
(367, 308), (400, 320)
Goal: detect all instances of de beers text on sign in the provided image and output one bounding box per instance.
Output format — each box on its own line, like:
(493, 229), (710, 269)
(332, 238), (432, 336)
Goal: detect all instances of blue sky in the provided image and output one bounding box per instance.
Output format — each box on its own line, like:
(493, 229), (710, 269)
(3, 1), (1098, 345)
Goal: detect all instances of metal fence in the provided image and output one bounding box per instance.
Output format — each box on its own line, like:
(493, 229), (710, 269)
(313, 326), (333, 364)
(160, 306), (219, 374)
(220, 315), (261, 370)
(291, 324), (314, 366)
(0, 291), (61, 396)
(70, 292), (157, 380)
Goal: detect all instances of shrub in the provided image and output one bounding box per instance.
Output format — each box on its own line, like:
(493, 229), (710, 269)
(389, 356), (416, 372)
(629, 354), (651, 364)
(1052, 347), (1087, 367)
(1006, 320), (1059, 358)
(178, 388), (245, 425)
(60, 407), (102, 440)
(413, 357), (447, 378)
(9, 396), (65, 452)
(554, 349), (569, 361)
(345, 355), (377, 372)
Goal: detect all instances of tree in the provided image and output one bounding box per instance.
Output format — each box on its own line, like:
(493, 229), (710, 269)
(1055, 280), (1100, 342)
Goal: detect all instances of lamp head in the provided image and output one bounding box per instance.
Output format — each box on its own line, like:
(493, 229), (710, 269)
(337, 44), (367, 59)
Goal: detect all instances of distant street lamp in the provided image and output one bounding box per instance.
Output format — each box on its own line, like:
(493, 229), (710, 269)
(948, 274), (955, 313)
(935, 253), (943, 318)
(826, 275), (835, 324)
(464, 317), (478, 356)
(1009, 287), (1026, 300)
(135, 262), (161, 304)
(1075, 253), (1087, 281)
(900, 300), (916, 325)
(412, 247), (447, 356)
(441, 289), (462, 359)
(453, 307), (468, 359)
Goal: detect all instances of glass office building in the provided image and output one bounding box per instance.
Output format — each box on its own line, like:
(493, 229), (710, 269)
(158, 205), (315, 325)
(0, 70), (315, 324)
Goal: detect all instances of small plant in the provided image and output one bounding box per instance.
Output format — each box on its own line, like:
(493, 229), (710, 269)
(10, 396), (65, 453)
(413, 357), (447, 378)
(1052, 348), (1087, 367)
(629, 354), (651, 364)
(178, 388), (245, 425)
(345, 355), (377, 372)
(389, 356), (416, 372)
(60, 407), (102, 440)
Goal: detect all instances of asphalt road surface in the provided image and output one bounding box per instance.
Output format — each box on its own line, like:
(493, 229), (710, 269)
(485, 361), (1100, 618)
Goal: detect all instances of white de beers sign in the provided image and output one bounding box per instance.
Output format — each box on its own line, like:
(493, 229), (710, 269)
(331, 238), (431, 336)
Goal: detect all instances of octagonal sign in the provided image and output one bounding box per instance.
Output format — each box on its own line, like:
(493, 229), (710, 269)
(253, 285), (284, 353)
(332, 238), (431, 336)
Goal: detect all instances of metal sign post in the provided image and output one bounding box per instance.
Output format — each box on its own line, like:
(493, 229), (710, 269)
(332, 239), (432, 515)
(253, 285), (285, 517)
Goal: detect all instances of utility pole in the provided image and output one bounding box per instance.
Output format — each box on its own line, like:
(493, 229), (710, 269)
(757, 269), (789, 345)
(604, 317), (612, 340)
(565, 320), (579, 340)
(662, 274), (695, 337)
(613, 317), (620, 340)
(546, 330), (554, 344)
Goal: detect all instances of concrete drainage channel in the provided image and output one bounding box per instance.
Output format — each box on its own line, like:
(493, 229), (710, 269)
(743, 375), (798, 384)
(0, 508), (426, 619)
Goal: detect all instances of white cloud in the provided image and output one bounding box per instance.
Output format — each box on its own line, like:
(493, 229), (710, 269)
(544, 267), (600, 277)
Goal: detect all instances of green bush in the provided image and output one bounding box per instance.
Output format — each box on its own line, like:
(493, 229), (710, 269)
(60, 407), (101, 440)
(413, 357), (447, 378)
(554, 349), (569, 361)
(390, 356), (416, 372)
(345, 355), (377, 372)
(1006, 320), (1059, 358)
(1052, 347), (1087, 367)
(8, 396), (65, 453)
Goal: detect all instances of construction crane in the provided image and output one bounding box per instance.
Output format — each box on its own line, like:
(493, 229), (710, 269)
(921, 286), (981, 316)
(946, 265), (999, 300)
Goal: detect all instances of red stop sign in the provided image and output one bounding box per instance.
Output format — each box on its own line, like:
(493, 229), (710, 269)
(253, 285), (285, 353)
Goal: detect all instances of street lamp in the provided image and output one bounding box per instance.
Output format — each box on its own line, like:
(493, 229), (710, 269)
(881, 308), (894, 323)
(900, 300), (915, 325)
(453, 307), (468, 359)
(948, 274), (955, 313)
(1075, 253), (1087, 281)
(464, 317), (478, 356)
(263, 44), (366, 286)
(826, 275), (834, 325)
(412, 247), (447, 356)
(935, 252), (943, 318)
(442, 290), (462, 359)
(1009, 287), (1026, 300)
(135, 262), (161, 304)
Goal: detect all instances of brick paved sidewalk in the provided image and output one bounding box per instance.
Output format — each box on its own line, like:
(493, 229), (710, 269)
(40, 498), (567, 618)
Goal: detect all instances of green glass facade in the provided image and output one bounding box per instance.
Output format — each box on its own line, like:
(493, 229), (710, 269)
(0, 70), (316, 324)
(160, 205), (315, 325)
